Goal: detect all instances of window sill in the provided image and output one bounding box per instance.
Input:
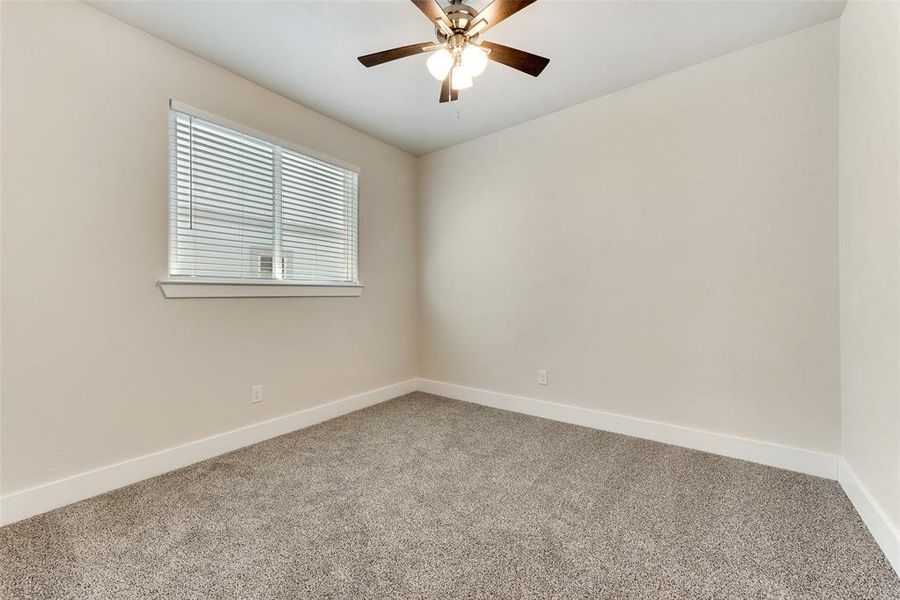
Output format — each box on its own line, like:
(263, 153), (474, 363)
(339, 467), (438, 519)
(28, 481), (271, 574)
(158, 279), (364, 299)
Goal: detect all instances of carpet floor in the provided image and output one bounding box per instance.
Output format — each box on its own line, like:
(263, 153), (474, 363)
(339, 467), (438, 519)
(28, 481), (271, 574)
(1, 392), (898, 599)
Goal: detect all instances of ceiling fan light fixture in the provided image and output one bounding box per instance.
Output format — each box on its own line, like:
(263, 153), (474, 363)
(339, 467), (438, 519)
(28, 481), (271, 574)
(461, 44), (487, 77)
(356, 0), (549, 104)
(450, 64), (473, 90)
(426, 48), (453, 80)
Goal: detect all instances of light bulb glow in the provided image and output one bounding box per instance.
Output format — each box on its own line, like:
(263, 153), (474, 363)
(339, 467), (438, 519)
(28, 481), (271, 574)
(462, 45), (488, 77)
(450, 65), (473, 90)
(426, 49), (453, 81)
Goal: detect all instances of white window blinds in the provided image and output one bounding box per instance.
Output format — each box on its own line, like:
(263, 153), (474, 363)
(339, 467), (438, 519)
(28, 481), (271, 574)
(169, 108), (359, 284)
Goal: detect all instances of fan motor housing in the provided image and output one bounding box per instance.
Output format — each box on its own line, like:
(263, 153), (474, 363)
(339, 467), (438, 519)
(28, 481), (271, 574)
(436, 2), (479, 40)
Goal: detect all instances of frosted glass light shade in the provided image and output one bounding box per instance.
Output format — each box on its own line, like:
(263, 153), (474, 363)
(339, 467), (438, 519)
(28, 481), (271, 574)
(450, 65), (473, 90)
(427, 49), (453, 80)
(462, 45), (488, 77)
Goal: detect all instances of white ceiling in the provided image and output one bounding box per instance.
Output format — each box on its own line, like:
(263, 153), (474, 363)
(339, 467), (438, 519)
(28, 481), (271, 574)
(90, 0), (845, 155)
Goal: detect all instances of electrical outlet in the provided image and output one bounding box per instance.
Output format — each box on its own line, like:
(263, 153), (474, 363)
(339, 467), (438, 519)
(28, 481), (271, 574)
(251, 384), (263, 404)
(538, 369), (548, 385)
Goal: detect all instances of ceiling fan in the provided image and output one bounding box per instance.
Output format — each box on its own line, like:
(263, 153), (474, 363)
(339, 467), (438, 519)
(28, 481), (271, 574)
(358, 0), (549, 103)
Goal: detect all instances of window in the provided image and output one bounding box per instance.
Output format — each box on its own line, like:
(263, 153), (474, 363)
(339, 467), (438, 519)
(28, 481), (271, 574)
(165, 103), (360, 297)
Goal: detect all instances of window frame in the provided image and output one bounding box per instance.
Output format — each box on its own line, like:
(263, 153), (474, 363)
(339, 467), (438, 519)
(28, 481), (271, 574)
(159, 100), (363, 298)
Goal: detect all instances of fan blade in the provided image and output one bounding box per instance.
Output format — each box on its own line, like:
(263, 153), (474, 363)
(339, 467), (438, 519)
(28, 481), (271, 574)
(439, 76), (460, 103)
(411, 0), (453, 29)
(440, 76), (451, 103)
(480, 41), (549, 77)
(469, 0), (538, 34)
(358, 42), (432, 67)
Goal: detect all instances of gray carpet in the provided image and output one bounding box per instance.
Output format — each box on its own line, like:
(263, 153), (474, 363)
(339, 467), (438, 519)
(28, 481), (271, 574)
(1, 392), (898, 599)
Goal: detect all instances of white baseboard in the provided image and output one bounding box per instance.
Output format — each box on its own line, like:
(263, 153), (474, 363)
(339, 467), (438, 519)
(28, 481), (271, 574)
(0, 379), (417, 527)
(6, 377), (895, 578)
(839, 459), (900, 576)
(417, 379), (839, 480)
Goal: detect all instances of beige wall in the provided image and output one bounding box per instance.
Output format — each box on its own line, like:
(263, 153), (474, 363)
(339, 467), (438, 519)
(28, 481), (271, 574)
(839, 0), (900, 530)
(0, 1), (417, 493)
(0, 2), (864, 501)
(418, 21), (841, 453)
